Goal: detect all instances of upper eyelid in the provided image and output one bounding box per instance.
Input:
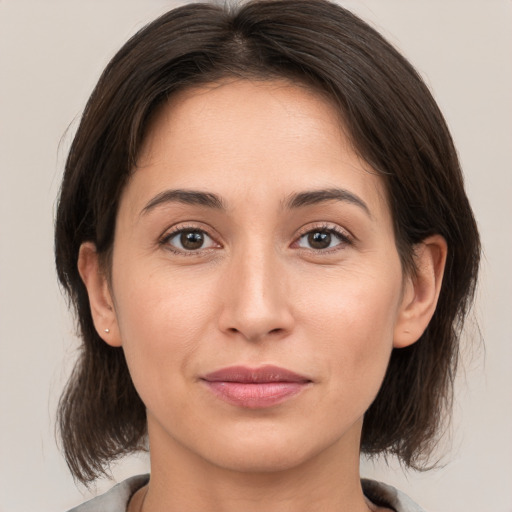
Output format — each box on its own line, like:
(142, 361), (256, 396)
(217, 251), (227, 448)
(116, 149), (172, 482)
(294, 222), (354, 241)
(161, 222), (219, 240)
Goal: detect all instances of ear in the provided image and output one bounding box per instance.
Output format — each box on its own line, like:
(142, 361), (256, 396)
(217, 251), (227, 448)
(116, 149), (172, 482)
(393, 235), (448, 349)
(77, 242), (122, 347)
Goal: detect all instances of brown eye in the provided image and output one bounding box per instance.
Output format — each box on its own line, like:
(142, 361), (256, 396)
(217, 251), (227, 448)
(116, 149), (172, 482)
(180, 230), (205, 250)
(307, 231), (331, 249)
(165, 229), (216, 252)
(296, 228), (349, 251)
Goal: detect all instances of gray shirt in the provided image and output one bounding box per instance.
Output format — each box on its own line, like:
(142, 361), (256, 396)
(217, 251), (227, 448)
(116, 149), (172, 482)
(67, 474), (425, 512)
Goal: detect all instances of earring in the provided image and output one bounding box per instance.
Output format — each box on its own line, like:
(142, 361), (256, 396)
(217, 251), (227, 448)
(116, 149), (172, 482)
(104, 328), (110, 333)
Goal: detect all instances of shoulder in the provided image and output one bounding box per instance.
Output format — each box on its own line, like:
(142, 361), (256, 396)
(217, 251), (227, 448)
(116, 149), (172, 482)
(66, 474), (150, 512)
(362, 478), (426, 512)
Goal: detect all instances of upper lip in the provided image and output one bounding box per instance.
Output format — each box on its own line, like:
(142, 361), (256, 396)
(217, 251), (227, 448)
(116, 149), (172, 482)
(201, 365), (311, 383)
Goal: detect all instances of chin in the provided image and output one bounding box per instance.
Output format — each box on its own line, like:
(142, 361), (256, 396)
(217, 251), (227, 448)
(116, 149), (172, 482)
(209, 444), (315, 474)
(193, 423), (342, 475)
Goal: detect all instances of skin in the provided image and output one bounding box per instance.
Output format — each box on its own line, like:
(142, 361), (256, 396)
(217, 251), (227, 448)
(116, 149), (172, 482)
(79, 79), (447, 512)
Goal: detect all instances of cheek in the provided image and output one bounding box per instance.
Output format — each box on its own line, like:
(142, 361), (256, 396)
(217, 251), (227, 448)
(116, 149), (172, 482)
(297, 264), (402, 397)
(111, 265), (217, 403)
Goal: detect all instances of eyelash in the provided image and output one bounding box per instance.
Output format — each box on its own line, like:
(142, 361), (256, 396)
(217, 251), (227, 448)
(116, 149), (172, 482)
(159, 223), (353, 255)
(159, 224), (220, 256)
(294, 223), (353, 253)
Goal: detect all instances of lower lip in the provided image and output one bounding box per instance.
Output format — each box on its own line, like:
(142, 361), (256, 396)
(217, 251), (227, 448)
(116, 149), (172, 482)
(203, 381), (308, 409)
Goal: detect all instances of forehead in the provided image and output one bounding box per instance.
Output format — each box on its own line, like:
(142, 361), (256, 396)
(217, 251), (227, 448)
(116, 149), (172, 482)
(140, 78), (347, 163)
(128, 79), (389, 217)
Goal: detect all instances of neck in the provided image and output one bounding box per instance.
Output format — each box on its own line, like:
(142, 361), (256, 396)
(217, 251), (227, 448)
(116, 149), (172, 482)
(142, 417), (373, 512)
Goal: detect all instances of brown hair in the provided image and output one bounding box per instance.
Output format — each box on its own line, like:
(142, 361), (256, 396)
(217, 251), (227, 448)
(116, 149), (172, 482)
(55, 0), (480, 483)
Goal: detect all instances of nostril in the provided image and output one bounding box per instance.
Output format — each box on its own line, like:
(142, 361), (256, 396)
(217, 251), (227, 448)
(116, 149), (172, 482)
(225, 326), (284, 338)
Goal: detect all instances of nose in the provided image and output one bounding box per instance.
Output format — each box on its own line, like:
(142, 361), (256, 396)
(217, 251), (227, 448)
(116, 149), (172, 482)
(217, 247), (294, 342)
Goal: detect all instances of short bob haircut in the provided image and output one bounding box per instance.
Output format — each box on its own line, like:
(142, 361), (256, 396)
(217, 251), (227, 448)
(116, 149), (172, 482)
(55, 0), (480, 484)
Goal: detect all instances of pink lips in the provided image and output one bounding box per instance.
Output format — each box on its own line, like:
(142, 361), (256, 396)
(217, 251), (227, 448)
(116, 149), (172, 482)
(201, 365), (311, 409)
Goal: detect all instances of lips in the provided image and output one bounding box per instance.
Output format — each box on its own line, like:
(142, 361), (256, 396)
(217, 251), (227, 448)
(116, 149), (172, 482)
(201, 365), (311, 409)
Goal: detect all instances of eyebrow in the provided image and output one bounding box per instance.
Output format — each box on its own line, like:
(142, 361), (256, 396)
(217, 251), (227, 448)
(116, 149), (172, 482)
(284, 188), (371, 217)
(140, 189), (225, 216)
(140, 187), (371, 218)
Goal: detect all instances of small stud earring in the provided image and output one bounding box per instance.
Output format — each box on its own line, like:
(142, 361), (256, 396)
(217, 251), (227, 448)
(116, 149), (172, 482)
(104, 328), (110, 333)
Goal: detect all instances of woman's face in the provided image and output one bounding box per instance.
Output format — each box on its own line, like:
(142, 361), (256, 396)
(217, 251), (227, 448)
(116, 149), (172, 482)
(106, 80), (413, 473)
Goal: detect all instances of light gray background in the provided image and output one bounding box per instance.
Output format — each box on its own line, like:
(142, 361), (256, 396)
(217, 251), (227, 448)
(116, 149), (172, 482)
(1, 1), (511, 511)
